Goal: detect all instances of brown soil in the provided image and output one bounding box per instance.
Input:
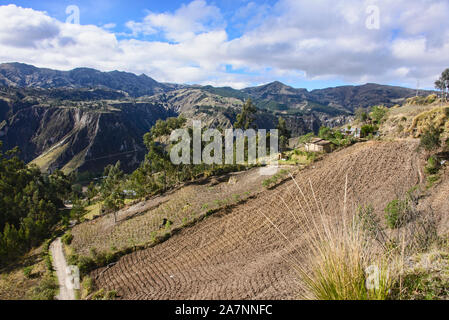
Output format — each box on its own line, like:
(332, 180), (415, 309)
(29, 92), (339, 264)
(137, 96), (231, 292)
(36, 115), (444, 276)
(71, 167), (277, 257)
(418, 165), (449, 235)
(91, 140), (425, 299)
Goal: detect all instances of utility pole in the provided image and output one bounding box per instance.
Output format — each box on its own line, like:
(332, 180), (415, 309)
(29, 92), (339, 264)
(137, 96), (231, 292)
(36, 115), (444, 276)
(416, 80), (420, 97)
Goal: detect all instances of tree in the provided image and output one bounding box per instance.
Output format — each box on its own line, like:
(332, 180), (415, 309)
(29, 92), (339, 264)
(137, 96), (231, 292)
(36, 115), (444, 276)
(370, 105), (388, 124)
(318, 126), (334, 140)
(86, 182), (97, 205)
(435, 79), (446, 101)
(101, 161), (124, 199)
(276, 117), (291, 151)
(355, 107), (368, 123)
(298, 133), (314, 144)
(435, 68), (449, 102)
(0, 142), (69, 264)
(234, 99), (257, 130)
(70, 197), (86, 223)
(360, 124), (377, 138)
(103, 191), (125, 224)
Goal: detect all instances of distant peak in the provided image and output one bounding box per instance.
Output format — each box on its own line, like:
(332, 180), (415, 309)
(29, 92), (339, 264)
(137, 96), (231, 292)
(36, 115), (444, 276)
(266, 80), (288, 87)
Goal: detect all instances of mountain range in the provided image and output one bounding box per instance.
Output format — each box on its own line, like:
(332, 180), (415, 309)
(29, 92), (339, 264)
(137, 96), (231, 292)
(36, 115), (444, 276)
(0, 62), (428, 173)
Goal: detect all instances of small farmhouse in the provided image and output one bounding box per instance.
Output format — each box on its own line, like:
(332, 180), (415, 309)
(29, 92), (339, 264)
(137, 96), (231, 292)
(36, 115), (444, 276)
(305, 138), (332, 153)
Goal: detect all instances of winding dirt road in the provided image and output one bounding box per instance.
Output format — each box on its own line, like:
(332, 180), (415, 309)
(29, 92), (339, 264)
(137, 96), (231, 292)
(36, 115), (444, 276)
(50, 238), (76, 300)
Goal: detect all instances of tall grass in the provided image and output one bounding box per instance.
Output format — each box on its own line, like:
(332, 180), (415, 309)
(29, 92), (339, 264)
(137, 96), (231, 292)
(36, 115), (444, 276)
(260, 174), (395, 300)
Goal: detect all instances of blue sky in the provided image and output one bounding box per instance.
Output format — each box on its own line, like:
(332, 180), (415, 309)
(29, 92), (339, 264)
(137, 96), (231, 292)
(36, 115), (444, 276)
(0, 1), (447, 90)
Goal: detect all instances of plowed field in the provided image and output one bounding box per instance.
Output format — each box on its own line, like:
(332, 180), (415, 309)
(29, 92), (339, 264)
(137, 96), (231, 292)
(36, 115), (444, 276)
(91, 140), (424, 299)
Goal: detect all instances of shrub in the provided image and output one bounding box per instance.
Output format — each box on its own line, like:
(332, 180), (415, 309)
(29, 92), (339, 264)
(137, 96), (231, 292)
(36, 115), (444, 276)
(61, 232), (73, 245)
(426, 175), (440, 188)
(384, 199), (410, 229)
(318, 127), (333, 140)
(91, 288), (117, 300)
(419, 127), (441, 152)
(27, 275), (58, 300)
(23, 266), (34, 278)
(361, 124), (377, 138)
(91, 288), (105, 300)
(370, 106), (388, 124)
(81, 276), (94, 298)
(424, 156), (440, 175)
(425, 94), (438, 105)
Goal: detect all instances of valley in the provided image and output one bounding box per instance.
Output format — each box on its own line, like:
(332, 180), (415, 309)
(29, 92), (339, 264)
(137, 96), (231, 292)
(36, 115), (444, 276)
(0, 63), (423, 173)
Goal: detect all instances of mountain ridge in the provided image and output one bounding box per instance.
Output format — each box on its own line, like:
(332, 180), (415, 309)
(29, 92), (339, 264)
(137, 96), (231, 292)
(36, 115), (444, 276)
(0, 62), (432, 173)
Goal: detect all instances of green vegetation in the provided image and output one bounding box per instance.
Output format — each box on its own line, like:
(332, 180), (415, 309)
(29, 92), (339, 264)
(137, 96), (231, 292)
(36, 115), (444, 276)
(424, 156), (440, 175)
(434, 68), (449, 102)
(27, 273), (58, 300)
(298, 133), (314, 144)
(426, 174), (440, 188)
(355, 107), (369, 122)
(234, 98), (257, 130)
(277, 117), (291, 151)
(0, 142), (71, 265)
(91, 288), (117, 300)
(316, 126), (354, 147)
(384, 198), (410, 229)
(391, 244), (449, 300)
(81, 276), (93, 299)
(294, 204), (392, 300)
(406, 94), (439, 106)
(360, 124), (378, 138)
(370, 105), (389, 124)
(419, 126), (441, 152)
(262, 169), (288, 188)
(71, 198), (87, 223)
(61, 231), (73, 245)
(23, 266), (34, 279)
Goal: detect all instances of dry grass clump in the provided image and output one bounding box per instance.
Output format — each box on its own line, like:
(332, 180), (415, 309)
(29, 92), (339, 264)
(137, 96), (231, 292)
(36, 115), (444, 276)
(408, 106), (449, 138)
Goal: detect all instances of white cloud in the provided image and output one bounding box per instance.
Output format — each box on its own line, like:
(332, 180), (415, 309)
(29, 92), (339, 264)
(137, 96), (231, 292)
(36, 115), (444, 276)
(0, 1), (448, 89)
(125, 0), (224, 42)
(102, 23), (116, 30)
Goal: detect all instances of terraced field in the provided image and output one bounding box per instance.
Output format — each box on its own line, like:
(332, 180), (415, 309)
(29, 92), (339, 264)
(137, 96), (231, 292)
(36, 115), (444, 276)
(71, 168), (281, 257)
(90, 140), (424, 299)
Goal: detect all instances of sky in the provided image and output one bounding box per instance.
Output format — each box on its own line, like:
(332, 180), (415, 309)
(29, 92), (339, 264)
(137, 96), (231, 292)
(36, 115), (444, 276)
(0, 0), (447, 90)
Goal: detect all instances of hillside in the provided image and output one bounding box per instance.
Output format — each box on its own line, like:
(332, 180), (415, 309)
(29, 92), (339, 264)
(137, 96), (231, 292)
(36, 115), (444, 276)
(81, 140), (432, 299)
(0, 88), (176, 173)
(0, 63), (430, 173)
(0, 63), (176, 97)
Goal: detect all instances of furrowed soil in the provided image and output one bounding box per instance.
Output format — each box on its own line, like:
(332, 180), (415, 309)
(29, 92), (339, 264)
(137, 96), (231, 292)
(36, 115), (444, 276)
(71, 167), (282, 257)
(90, 140), (425, 299)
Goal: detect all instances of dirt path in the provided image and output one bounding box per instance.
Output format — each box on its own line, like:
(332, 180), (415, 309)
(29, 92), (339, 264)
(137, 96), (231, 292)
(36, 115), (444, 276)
(50, 238), (76, 300)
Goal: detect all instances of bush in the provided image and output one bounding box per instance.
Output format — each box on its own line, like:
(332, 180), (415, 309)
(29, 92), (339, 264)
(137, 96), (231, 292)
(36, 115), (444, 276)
(419, 127), (441, 152)
(384, 199), (410, 229)
(61, 232), (73, 245)
(425, 94), (438, 105)
(361, 125), (377, 138)
(23, 265), (34, 278)
(370, 106), (388, 124)
(81, 276), (94, 298)
(27, 275), (58, 300)
(424, 156), (440, 175)
(426, 175), (440, 188)
(318, 127), (334, 140)
(91, 288), (117, 300)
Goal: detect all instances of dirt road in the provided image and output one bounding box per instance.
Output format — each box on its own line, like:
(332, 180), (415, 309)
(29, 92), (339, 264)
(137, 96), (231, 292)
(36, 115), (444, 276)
(50, 238), (76, 300)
